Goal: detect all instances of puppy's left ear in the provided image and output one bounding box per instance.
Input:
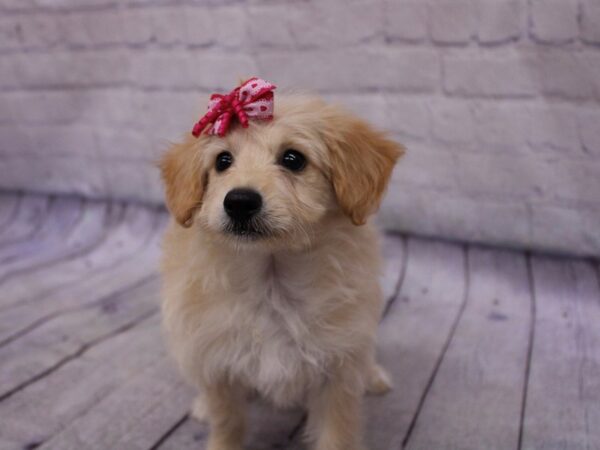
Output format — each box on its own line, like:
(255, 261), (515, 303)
(324, 109), (405, 225)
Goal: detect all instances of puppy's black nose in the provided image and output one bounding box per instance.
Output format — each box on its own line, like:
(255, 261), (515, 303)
(224, 188), (262, 221)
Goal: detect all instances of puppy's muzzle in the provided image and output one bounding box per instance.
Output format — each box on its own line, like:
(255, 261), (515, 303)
(224, 188), (263, 222)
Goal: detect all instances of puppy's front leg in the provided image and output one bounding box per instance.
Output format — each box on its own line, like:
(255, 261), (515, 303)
(204, 379), (246, 450)
(306, 363), (366, 450)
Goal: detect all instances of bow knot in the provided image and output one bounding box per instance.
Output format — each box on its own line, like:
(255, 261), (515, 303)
(192, 78), (276, 137)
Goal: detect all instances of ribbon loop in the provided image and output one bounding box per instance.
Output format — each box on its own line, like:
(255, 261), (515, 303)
(191, 78), (276, 137)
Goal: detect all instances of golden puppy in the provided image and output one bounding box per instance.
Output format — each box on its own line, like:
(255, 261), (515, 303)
(160, 92), (404, 450)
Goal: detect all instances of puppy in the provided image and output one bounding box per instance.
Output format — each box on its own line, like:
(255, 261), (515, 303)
(159, 84), (404, 450)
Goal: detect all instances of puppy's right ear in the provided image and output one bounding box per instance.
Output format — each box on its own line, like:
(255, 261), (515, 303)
(159, 138), (205, 227)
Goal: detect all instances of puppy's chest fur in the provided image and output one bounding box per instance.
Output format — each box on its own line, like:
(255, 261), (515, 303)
(200, 254), (352, 407)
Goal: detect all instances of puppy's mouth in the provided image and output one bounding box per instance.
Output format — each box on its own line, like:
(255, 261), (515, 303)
(223, 218), (273, 240)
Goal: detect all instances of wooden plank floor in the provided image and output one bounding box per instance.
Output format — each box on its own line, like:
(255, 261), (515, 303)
(0, 193), (599, 450)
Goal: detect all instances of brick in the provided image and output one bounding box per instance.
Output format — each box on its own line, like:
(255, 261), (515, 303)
(0, 126), (36, 154)
(94, 127), (155, 160)
(0, 17), (21, 50)
(0, 0), (115, 11)
(430, 0), (475, 45)
(527, 105), (580, 152)
(292, 0), (384, 47)
(0, 13), (61, 50)
(249, 0), (382, 48)
(203, 6), (248, 48)
(247, 4), (297, 47)
(0, 49), (135, 88)
(130, 9), (183, 46)
(323, 94), (431, 141)
(131, 50), (258, 90)
(119, 9), (157, 44)
(88, 91), (136, 126)
(246, 0), (310, 4)
(383, 0), (428, 42)
(131, 91), (200, 139)
(391, 143), (458, 190)
(320, 95), (428, 141)
(0, 0), (34, 10)
(28, 125), (99, 158)
(258, 48), (439, 92)
(130, 52), (196, 89)
(477, 0), (521, 44)
(59, 10), (152, 47)
(589, 54), (600, 100)
(379, 189), (531, 248)
(61, 10), (135, 46)
(530, 0), (578, 44)
(581, 0), (600, 44)
(383, 97), (430, 140)
(0, 49), (256, 90)
(454, 153), (548, 201)
(58, 13), (95, 46)
(102, 159), (154, 201)
(471, 101), (530, 151)
(539, 158), (600, 204)
(323, 94), (387, 126)
(103, 9), (156, 45)
(0, 155), (106, 198)
(0, 91), (86, 124)
(61, 50), (130, 86)
(537, 50), (598, 100)
(430, 99), (475, 144)
(4, 122), (157, 163)
(58, 6), (244, 48)
(443, 52), (537, 97)
(578, 109), (600, 155)
(0, 90), (203, 142)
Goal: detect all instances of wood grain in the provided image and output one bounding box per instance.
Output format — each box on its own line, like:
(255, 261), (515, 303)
(0, 276), (160, 400)
(0, 197), (82, 273)
(0, 201), (109, 285)
(0, 194), (597, 450)
(0, 315), (164, 449)
(380, 233), (406, 309)
(522, 256), (600, 450)
(0, 206), (164, 346)
(0, 194), (21, 233)
(405, 247), (532, 450)
(363, 237), (468, 450)
(0, 195), (49, 247)
(0, 202), (125, 310)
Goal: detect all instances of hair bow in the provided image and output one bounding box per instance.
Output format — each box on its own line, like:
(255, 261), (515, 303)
(191, 78), (276, 137)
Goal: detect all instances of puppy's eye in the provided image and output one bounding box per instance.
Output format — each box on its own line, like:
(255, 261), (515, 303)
(280, 149), (306, 172)
(215, 151), (233, 172)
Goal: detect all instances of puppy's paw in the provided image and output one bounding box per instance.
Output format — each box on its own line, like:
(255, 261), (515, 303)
(207, 442), (242, 450)
(366, 364), (392, 396)
(191, 395), (208, 423)
(206, 437), (243, 450)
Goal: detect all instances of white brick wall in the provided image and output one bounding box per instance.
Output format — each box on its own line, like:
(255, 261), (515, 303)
(0, 0), (599, 256)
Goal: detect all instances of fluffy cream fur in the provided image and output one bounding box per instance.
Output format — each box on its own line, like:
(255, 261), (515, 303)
(160, 94), (404, 450)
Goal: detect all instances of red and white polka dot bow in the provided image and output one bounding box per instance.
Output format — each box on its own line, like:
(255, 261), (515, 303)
(192, 78), (276, 137)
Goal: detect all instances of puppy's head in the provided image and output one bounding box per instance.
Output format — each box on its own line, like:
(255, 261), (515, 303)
(160, 95), (404, 249)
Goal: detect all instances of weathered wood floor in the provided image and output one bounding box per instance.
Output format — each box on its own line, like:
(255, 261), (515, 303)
(0, 192), (599, 450)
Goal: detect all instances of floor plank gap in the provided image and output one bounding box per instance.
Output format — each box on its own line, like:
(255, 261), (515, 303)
(148, 414), (190, 450)
(0, 308), (158, 403)
(401, 243), (471, 449)
(382, 234), (409, 320)
(517, 253), (538, 450)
